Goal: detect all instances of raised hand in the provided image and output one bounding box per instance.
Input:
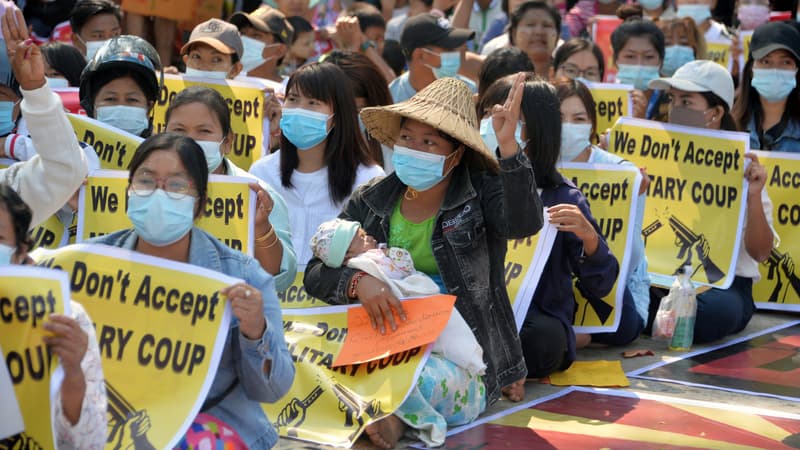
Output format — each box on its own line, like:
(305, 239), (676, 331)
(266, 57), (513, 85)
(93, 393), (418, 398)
(491, 72), (525, 159)
(1, 6), (45, 91)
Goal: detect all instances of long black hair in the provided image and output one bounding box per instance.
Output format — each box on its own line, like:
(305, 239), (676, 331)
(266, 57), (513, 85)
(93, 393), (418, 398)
(41, 42), (87, 87)
(280, 62), (374, 204)
(0, 184), (33, 256)
(476, 74), (562, 188)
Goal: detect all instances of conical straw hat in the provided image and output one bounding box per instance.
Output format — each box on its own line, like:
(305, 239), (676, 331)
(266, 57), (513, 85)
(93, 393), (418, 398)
(360, 78), (498, 170)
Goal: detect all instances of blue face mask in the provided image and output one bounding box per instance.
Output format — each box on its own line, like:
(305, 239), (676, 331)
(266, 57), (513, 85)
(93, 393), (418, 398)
(616, 64), (661, 90)
(639, 0), (662, 10)
(751, 68), (798, 103)
(280, 107), (333, 150)
(0, 101), (16, 136)
(676, 4), (711, 24)
(196, 139), (224, 172)
(662, 45), (695, 77)
(96, 105), (149, 136)
(127, 189), (196, 246)
(392, 145), (457, 191)
(0, 243), (14, 265)
(425, 49), (461, 79)
(479, 117), (524, 152)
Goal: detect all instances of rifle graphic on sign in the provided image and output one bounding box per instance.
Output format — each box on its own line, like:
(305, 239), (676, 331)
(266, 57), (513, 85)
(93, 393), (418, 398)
(667, 215), (725, 283)
(274, 385), (325, 438)
(764, 248), (800, 303)
(106, 382), (155, 450)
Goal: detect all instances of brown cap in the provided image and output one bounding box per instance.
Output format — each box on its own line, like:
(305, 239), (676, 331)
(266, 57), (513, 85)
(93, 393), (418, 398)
(229, 7), (294, 44)
(181, 18), (244, 57)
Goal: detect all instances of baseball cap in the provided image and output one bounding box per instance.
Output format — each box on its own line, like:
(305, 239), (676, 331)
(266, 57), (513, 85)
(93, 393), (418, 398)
(229, 6), (294, 45)
(749, 21), (800, 61)
(181, 18), (244, 58)
(649, 60), (735, 110)
(400, 14), (474, 55)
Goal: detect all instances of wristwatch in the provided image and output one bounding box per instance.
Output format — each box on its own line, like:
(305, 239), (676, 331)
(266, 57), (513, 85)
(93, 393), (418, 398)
(360, 40), (378, 53)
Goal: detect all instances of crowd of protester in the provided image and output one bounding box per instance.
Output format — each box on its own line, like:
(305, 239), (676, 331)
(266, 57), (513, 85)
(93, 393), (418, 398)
(1, 0), (798, 447)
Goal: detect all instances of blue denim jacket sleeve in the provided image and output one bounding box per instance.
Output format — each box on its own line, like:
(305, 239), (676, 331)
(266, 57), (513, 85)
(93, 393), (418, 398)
(264, 183), (297, 293)
(490, 149), (544, 239)
(239, 256), (295, 402)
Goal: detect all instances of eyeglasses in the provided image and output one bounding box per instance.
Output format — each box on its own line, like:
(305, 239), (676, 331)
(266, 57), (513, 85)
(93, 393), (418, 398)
(560, 64), (601, 81)
(130, 173), (196, 200)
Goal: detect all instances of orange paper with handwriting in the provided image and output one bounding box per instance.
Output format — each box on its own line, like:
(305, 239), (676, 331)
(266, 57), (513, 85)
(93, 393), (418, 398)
(332, 295), (456, 367)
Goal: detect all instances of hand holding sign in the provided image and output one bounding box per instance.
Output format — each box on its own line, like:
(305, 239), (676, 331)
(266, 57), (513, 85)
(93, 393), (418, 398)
(1, 6), (45, 91)
(221, 282), (267, 340)
(744, 153), (767, 196)
(355, 275), (407, 335)
(548, 203), (600, 256)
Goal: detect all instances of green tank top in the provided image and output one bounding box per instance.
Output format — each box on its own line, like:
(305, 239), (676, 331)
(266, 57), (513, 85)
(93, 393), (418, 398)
(388, 201), (439, 275)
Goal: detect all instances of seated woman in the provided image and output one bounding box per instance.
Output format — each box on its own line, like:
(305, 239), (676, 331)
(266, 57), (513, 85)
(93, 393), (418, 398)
(89, 133), (295, 449)
(731, 21), (800, 152)
(164, 86), (297, 292)
(304, 75), (544, 448)
(551, 38), (605, 83)
(610, 16), (665, 119)
(0, 184), (107, 450)
(553, 78), (648, 347)
(477, 73), (619, 377)
(648, 60), (774, 343)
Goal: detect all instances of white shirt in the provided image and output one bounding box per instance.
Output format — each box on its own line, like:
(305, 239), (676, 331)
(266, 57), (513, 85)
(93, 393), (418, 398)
(736, 186), (777, 281)
(248, 151), (385, 266)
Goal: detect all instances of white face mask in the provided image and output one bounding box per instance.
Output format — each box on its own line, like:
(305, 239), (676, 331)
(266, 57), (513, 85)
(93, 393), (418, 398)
(96, 105), (150, 136)
(85, 39), (110, 61)
(559, 122), (592, 162)
(0, 243), (15, 265)
(676, 4), (712, 24)
(184, 67), (229, 80)
(240, 35), (267, 73)
(46, 76), (70, 88)
(196, 139), (224, 172)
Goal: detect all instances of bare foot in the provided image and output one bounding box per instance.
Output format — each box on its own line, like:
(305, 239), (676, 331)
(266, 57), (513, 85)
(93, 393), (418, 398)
(501, 377), (526, 402)
(365, 414), (406, 449)
(575, 333), (591, 349)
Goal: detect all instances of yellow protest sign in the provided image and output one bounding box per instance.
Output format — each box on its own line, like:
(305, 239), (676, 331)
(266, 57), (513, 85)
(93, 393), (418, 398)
(584, 81), (633, 134)
(262, 305), (430, 447)
(68, 114), (144, 171)
(706, 38), (733, 71)
(608, 117), (748, 288)
(279, 270), (325, 309)
(0, 266), (70, 450)
(739, 30), (754, 82)
(751, 151), (800, 311)
(33, 244), (235, 450)
(504, 213), (557, 330)
(77, 170), (256, 255)
(152, 74), (265, 171)
(560, 164), (642, 332)
(30, 214), (69, 250)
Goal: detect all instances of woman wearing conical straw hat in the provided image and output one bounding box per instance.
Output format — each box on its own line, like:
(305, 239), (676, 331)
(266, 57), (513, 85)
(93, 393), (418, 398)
(304, 73), (544, 448)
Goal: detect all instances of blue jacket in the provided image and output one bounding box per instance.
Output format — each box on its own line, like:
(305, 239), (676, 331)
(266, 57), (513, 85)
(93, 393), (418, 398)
(304, 150), (543, 405)
(748, 115), (800, 152)
(91, 227), (295, 449)
(526, 177), (619, 367)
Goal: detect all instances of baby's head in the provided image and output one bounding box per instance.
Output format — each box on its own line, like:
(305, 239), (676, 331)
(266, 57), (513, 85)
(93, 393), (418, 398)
(310, 218), (377, 267)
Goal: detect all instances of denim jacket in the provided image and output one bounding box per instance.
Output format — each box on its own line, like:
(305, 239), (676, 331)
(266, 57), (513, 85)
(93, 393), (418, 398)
(91, 227), (295, 449)
(304, 150), (543, 405)
(748, 115), (800, 152)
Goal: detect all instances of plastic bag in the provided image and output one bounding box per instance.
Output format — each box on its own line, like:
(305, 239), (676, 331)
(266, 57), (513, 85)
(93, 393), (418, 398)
(652, 292), (676, 340)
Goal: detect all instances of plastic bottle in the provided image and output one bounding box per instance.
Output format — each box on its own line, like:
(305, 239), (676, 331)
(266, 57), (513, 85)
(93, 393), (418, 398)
(669, 265), (697, 351)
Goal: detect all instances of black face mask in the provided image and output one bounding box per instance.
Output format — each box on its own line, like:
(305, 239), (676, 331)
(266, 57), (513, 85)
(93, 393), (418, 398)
(668, 106), (711, 128)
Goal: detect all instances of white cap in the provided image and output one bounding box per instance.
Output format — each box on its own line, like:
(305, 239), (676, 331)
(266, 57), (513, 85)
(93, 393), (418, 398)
(648, 60), (735, 110)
